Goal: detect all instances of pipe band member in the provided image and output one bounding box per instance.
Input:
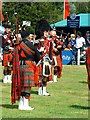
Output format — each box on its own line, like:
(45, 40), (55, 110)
(2, 24), (14, 83)
(11, 31), (40, 110)
(35, 18), (53, 96)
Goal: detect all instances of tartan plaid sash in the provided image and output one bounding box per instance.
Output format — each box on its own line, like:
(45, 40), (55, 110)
(20, 41), (35, 56)
(11, 46), (21, 104)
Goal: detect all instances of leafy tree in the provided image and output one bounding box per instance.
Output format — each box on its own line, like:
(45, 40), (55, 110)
(2, 2), (90, 33)
(74, 2), (89, 14)
(2, 2), (63, 33)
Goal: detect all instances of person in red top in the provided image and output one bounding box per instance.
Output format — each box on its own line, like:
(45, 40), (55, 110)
(35, 18), (53, 96)
(86, 46), (90, 90)
(50, 30), (64, 82)
(2, 25), (14, 83)
(11, 31), (40, 110)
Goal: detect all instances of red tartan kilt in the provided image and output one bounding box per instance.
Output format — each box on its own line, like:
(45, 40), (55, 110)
(55, 54), (62, 78)
(2, 53), (12, 66)
(34, 66), (39, 85)
(20, 64), (35, 87)
(56, 54), (62, 70)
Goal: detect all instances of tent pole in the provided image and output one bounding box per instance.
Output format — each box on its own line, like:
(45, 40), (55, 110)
(73, 28), (76, 35)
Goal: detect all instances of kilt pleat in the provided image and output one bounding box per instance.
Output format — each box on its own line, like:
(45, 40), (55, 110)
(20, 64), (35, 87)
(2, 53), (12, 66)
(55, 53), (62, 78)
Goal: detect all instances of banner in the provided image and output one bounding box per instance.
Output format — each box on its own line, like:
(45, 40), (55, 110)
(62, 50), (73, 65)
(0, 1), (4, 22)
(67, 15), (80, 28)
(63, 0), (70, 19)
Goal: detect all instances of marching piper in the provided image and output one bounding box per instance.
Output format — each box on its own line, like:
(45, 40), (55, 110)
(11, 31), (40, 110)
(50, 30), (65, 82)
(35, 18), (53, 96)
(2, 24), (14, 83)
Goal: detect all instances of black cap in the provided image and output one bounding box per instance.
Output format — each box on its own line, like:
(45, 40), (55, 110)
(35, 18), (51, 39)
(21, 30), (30, 39)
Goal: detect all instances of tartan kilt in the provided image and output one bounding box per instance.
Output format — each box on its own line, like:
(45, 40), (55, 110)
(2, 53), (12, 66)
(20, 64), (35, 87)
(55, 53), (62, 78)
(56, 54), (62, 70)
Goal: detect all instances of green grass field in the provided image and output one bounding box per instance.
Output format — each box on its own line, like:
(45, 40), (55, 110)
(0, 63), (89, 119)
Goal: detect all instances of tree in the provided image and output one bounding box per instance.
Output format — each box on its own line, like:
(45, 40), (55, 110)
(2, 2), (63, 33)
(2, 2), (90, 33)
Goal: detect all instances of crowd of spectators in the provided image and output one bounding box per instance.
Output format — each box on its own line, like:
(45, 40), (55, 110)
(67, 31), (90, 64)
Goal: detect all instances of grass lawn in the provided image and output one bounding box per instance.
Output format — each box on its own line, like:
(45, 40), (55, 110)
(0, 63), (89, 119)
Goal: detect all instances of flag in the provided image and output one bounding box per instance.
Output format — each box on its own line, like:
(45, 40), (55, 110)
(63, 0), (70, 19)
(2, 14), (4, 21)
(0, 1), (4, 21)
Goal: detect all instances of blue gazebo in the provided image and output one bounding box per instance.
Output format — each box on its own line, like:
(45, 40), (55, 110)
(51, 13), (90, 27)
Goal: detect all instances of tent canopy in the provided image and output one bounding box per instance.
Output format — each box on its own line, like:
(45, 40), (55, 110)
(51, 13), (90, 27)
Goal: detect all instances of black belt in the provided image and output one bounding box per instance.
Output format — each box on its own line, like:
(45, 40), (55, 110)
(20, 59), (34, 65)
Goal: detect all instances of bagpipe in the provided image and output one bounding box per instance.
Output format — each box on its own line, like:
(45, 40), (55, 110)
(51, 26), (71, 48)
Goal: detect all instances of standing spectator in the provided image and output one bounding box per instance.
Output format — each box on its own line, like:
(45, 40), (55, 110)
(84, 31), (90, 46)
(75, 31), (86, 65)
(76, 31), (86, 49)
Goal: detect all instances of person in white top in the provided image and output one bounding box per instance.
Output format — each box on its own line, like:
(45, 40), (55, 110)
(75, 31), (86, 65)
(76, 31), (86, 49)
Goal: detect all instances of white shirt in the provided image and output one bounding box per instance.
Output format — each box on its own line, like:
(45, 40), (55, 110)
(76, 37), (85, 48)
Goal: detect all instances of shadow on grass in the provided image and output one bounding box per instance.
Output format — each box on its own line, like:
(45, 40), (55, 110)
(79, 81), (88, 84)
(1, 104), (18, 109)
(70, 105), (90, 110)
(31, 90), (38, 95)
